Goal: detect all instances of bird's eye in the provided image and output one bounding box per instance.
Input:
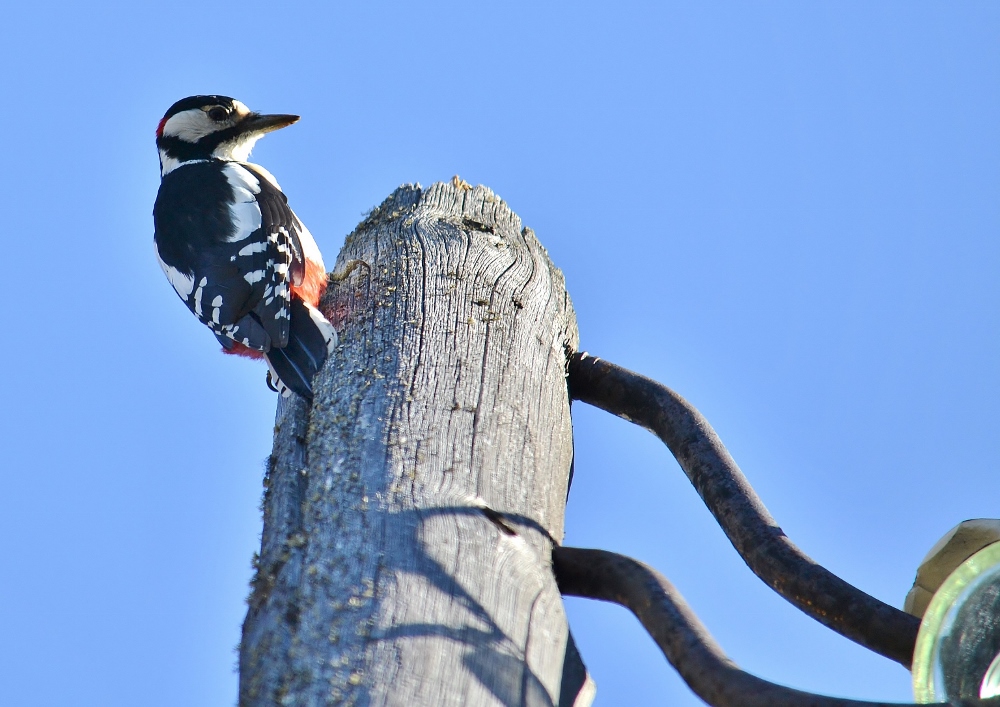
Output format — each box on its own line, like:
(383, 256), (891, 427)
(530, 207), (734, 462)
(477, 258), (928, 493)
(207, 106), (230, 122)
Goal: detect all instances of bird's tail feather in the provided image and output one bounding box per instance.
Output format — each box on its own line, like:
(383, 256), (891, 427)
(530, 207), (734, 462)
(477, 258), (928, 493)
(264, 298), (337, 401)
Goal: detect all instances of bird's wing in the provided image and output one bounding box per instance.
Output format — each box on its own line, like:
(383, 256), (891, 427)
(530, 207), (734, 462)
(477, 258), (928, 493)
(153, 161), (307, 351)
(229, 163), (310, 349)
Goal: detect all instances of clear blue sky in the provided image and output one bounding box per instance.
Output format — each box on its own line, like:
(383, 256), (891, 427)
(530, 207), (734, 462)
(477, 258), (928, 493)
(1, 3), (997, 705)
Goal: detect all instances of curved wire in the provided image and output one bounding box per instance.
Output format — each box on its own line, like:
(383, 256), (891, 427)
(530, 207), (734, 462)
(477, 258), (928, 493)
(567, 352), (919, 666)
(555, 546), (998, 707)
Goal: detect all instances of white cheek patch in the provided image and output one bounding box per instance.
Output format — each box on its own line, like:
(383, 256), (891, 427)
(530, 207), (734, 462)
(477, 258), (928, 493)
(161, 108), (216, 142)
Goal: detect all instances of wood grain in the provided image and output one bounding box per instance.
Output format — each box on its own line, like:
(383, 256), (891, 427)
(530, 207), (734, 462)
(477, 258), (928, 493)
(240, 181), (589, 707)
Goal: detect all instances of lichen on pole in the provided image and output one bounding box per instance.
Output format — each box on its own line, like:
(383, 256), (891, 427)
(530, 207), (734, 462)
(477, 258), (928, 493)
(239, 181), (590, 707)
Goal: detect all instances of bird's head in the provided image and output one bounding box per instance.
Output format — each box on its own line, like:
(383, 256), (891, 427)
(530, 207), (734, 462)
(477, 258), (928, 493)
(155, 95), (298, 176)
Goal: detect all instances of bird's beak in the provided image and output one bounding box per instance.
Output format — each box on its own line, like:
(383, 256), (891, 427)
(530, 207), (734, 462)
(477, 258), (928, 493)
(241, 112), (300, 134)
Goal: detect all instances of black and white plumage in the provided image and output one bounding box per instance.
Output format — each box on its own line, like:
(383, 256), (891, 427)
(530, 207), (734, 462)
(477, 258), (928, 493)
(153, 95), (335, 400)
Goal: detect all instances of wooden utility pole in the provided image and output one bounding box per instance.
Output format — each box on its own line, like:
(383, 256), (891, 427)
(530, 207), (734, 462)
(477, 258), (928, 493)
(240, 181), (592, 706)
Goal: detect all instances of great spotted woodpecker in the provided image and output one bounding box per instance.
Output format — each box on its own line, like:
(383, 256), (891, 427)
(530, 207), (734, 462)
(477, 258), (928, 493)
(153, 95), (335, 400)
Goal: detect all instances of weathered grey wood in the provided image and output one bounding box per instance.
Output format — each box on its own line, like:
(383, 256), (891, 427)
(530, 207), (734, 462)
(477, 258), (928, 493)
(240, 181), (589, 706)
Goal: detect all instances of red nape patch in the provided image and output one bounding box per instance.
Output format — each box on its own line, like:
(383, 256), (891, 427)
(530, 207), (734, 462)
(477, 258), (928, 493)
(156, 116), (169, 138)
(221, 342), (265, 360)
(290, 259), (328, 307)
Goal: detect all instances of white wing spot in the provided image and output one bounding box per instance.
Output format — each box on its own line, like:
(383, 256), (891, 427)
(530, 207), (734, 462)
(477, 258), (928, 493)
(244, 270), (266, 284)
(238, 241), (269, 256)
(193, 279), (206, 317)
(222, 163), (261, 193)
(222, 164), (263, 243)
(226, 196), (261, 242)
(155, 247), (195, 301)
